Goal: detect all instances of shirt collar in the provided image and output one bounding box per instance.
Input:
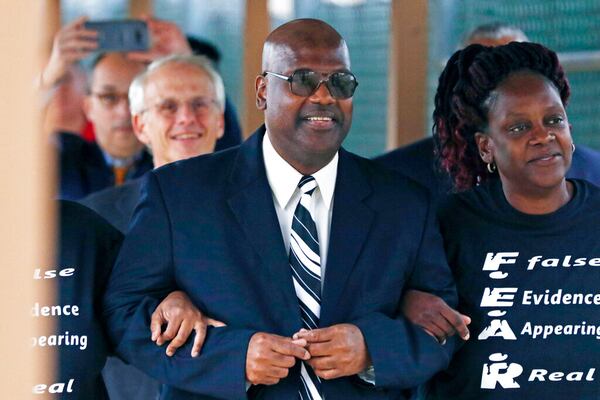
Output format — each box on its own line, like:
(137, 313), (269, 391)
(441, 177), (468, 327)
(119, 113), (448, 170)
(263, 131), (338, 210)
(101, 149), (142, 168)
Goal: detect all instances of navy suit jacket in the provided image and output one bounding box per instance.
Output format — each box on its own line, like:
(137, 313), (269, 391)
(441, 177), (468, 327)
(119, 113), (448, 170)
(80, 178), (144, 234)
(214, 97), (243, 152)
(567, 143), (600, 186)
(374, 138), (600, 202)
(57, 132), (153, 201)
(103, 127), (457, 400)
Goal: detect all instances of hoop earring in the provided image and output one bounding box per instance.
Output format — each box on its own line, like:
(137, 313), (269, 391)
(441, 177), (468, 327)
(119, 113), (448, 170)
(487, 162), (496, 174)
(572, 143), (576, 153)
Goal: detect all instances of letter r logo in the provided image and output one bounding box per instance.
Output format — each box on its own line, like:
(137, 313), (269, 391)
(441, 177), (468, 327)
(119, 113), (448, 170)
(481, 353), (523, 389)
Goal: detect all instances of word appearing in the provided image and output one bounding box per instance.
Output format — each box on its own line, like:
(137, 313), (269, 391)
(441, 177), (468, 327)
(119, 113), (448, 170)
(521, 321), (600, 340)
(32, 331), (87, 350)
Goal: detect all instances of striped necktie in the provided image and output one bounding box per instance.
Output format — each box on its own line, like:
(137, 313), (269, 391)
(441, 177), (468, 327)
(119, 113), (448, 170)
(289, 175), (323, 400)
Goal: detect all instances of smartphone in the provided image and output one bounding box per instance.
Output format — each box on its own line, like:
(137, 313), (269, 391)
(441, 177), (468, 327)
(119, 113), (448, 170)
(84, 20), (149, 52)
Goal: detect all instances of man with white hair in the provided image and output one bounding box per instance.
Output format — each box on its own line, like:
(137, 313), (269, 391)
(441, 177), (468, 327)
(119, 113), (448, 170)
(129, 54), (225, 168)
(82, 54), (225, 232)
(81, 54), (226, 400)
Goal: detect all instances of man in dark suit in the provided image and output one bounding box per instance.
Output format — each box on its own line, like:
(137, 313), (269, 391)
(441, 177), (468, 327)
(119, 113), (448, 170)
(103, 19), (456, 399)
(57, 52), (152, 200)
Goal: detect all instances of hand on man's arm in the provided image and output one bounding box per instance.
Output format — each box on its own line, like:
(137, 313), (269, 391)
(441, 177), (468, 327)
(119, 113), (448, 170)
(103, 173), (255, 398)
(337, 194), (459, 389)
(402, 289), (471, 344)
(150, 290), (225, 357)
(294, 324), (371, 380)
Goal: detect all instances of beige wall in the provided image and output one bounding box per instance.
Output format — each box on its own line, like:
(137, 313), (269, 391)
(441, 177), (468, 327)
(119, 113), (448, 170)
(0, 1), (55, 399)
(242, 0), (269, 138)
(387, 0), (429, 149)
(130, 0), (153, 18)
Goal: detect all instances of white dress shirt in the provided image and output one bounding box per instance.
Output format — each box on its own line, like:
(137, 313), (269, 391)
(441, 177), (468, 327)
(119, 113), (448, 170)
(261, 132), (375, 385)
(262, 132), (338, 286)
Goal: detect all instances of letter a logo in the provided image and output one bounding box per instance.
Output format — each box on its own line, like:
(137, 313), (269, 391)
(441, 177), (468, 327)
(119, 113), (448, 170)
(478, 311), (517, 340)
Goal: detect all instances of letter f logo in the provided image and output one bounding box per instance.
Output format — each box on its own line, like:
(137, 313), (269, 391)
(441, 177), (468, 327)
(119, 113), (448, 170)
(482, 252), (519, 279)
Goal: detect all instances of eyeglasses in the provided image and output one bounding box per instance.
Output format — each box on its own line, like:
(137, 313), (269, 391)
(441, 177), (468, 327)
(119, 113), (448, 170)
(263, 69), (358, 99)
(91, 92), (129, 108)
(141, 98), (219, 119)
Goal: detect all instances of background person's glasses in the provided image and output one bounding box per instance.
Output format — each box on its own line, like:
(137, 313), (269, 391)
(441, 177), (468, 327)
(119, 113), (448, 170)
(142, 98), (218, 119)
(91, 92), (129, 108)
(263, 69), (358, 99)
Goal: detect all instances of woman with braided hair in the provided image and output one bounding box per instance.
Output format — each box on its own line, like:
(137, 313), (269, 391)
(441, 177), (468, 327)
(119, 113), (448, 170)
(416, 42), (600, 399)
(433, 41), (572, 192)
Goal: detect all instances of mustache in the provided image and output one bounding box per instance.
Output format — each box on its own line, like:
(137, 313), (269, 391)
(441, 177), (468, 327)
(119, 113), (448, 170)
(299, 105), (343, 122)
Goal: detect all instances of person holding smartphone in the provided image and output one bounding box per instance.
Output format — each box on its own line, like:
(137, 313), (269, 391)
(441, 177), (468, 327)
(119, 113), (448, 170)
(39, 17), (184, 199)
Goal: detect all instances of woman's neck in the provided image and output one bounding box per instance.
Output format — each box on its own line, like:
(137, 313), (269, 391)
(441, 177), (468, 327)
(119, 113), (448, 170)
(501, 179), (574, 215)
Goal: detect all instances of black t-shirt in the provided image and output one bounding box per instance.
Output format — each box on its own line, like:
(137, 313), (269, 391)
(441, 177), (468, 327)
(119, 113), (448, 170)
(32, 201), (122, 398)
(427, 178), (600, 399)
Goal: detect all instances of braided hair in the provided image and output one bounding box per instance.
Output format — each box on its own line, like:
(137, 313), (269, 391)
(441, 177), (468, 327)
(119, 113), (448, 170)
(432, 42), (570, 191)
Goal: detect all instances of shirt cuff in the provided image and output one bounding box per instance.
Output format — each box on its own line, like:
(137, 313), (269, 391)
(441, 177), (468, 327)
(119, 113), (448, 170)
(357, 365), (376, 385)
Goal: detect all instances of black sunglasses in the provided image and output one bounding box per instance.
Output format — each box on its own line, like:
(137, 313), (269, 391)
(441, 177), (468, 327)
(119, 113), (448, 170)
(263, 69), (358, 99)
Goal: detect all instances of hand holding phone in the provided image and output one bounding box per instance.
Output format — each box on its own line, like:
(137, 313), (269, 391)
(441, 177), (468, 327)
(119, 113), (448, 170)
(125, 17), (192, 64)
(84, 20), (149, 52)
(41, 16), (98, 89)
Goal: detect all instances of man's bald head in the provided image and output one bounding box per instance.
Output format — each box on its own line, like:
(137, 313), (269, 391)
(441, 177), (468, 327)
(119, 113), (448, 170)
(262, 19), (348, 72)
(256, 18), (354, 175)
(463, 22), (528, 47)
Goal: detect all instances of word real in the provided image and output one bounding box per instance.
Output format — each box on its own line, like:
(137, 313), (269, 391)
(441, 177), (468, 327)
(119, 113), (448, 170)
(32, 379), (74, 394)
(481, 353), (595, 390)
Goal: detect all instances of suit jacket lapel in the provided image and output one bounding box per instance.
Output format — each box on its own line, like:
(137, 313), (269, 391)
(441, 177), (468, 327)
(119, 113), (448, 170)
(320, 149), (374, 326)
(226, 127), (302, 334)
